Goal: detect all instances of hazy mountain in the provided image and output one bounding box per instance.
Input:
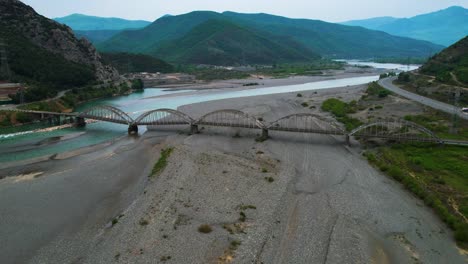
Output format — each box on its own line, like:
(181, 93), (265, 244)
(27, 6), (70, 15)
(152, 19), (320, 65)
(420, 36), (468, 85)
(54, 13), (151, 31)
(0, 0), (118, 87)
(101, 52), (174, 73)
(342, 6), (468, 46)
(342, 16), (398, 29)
(74, 30), (123, 44)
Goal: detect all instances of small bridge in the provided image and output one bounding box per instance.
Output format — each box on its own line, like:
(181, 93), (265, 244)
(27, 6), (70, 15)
(3, 106), (463, 145)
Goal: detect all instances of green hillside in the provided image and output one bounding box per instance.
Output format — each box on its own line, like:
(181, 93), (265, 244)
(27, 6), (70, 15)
(222, 12), (441, 59)
(98, 11), (443, 63)
(152, 19), (319, 65)
(342, 6), (468, 46)
(97, 11), (223, 53)
(54, 13), (151, 31)
(101, 52), (174, 73)
(420, 36), (468, 85)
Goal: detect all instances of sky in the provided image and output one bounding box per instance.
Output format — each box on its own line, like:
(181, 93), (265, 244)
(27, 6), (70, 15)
(21, 0), (468, 22)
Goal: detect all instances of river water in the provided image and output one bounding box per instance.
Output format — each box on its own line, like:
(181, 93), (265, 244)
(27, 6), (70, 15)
(0, 62), (416, 163)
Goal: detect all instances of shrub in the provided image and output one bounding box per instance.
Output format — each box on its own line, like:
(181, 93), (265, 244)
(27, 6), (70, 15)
(198, 224), (213, 233)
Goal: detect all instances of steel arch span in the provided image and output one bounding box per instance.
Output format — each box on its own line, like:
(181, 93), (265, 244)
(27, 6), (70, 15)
(134, 109), (194, 126)
(196, 109), (265, 129)
(267, 113), (345, 135)
(79, 105), (134, 125)
(349, 119), (442, 143)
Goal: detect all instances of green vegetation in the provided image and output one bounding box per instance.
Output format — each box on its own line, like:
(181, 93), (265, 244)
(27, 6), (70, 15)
(296, 93), (303, 97)
(99, 11), (442, 62)
(150, 148), (174, 177)
(256, 61), (343, 78)
(365, 82), (391, 98)
(198, 224), (213, 233)
(301, 102), (309, 107)
(0, 25), (96, 102)
(365, 144), (468, 247)
(420, 36), (468, 86)
(261, 168), (268, 173)
(153, 19), (319, 65)
(379, 72), (397, 79)
(17, 82), (135, 112)
(101, 52), (174, 73)
(404, 111), (468, 140)
(239, 211), (247, 222)
(321, 98), (362, 131)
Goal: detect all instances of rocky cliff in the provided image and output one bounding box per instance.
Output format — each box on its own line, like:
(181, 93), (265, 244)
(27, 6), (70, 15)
(0, 0), (118, 82)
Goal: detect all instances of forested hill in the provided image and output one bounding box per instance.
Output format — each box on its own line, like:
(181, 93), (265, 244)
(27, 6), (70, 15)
(420, 36), (468, 86)
(0, 0), (118, 86)
(97, 11), (443, 65)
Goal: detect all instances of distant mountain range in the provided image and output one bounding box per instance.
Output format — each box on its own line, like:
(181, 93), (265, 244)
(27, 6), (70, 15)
(342, 6), (468, 46)
(96, 11), (442, 66)
(54, 13), (151, 31)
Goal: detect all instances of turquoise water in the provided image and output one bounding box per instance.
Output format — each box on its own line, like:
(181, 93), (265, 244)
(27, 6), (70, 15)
(0, 72), (393, 163)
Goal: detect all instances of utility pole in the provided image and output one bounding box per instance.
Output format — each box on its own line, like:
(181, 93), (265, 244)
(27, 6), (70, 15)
(0, 38), (11, 81)
(450, 87), (460, 134)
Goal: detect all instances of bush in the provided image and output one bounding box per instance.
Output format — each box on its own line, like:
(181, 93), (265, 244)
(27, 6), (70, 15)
(198, 224), (213, 233)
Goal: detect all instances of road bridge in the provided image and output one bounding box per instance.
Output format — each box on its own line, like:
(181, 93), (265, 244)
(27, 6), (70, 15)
(3, 106), (467, 146)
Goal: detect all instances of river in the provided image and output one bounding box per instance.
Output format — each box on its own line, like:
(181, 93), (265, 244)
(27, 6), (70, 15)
(0, 62), (417, 163)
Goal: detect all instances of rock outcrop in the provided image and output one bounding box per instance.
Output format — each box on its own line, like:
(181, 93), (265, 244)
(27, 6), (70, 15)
(0, 0), (118, 81)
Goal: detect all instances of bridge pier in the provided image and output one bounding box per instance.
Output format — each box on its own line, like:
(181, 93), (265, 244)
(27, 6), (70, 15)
(262, 128), (269, 139)
(74, 117), (86, 127)
(128, 124), (138, 135)
(346, 135), (351, 146)
(190, 124), (199, 134)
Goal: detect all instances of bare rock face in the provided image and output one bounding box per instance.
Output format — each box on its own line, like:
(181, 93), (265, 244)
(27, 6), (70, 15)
(0, 0), (119, 81)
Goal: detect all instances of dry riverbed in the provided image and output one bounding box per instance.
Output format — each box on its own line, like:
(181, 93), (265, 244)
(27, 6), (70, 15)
(0, 82), (465, 263)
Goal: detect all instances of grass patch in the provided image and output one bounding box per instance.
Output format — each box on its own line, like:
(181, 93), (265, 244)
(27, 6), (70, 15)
(366, 143), (468, 247)
(150, 148), (174, 177)
(321, 98), (362, 131)
(198, 224), (213, 233)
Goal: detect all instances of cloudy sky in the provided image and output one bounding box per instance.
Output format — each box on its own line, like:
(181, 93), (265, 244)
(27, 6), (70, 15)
(21, 0), (468, 22)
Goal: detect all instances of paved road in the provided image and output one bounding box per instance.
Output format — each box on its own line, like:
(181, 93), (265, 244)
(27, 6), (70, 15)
(379, 77), (468, 121)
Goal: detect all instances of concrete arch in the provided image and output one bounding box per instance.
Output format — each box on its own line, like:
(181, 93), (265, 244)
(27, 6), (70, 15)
(79, 105), (134, 125)
(196, 109), (265, 129)
(268, 113), (345, 134)
(134, 108), (194, 126)
(349, 120), (441, 142)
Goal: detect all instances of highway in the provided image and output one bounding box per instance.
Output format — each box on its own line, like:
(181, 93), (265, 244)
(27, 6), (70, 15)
(379, 76), (468, 121)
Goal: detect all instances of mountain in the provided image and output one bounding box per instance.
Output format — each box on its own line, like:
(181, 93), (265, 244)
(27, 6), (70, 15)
(101, 53), (174, 73)
(74, 29), (123, 44)
(54, 13), (151, 31)
(0, 0), (118, 87)
(152, 19), (319, 65)
(98, 11), (443, 64)
(420, 36), (468, 85)
(342, 16), (398, 29)
(342, 6), (468, 46)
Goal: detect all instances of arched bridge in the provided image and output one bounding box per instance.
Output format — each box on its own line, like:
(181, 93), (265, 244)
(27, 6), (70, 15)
(4, 106), (461, 145)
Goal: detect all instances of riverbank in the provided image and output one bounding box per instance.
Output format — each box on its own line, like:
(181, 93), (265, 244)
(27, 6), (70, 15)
(153, 66), (386, 91)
